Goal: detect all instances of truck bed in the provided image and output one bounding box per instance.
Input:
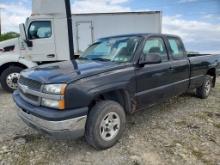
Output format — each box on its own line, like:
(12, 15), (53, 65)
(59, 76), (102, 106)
(189, 54), (220, 89)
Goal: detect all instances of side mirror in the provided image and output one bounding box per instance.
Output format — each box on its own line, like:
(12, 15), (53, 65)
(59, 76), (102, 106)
(19, 24), (27, 41)
(139, 53), (162, 65)
(19, 23), (33, 47)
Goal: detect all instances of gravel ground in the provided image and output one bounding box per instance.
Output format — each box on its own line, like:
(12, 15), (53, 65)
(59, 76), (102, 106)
(0, 79), (220, 165)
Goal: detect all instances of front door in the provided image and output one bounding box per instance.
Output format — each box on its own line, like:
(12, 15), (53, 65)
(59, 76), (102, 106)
(25, 20), (56, 62)
(135, 37), (172, 109)
(76, 22), (93, 53)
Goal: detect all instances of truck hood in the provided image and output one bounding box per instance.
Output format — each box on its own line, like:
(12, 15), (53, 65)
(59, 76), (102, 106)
(0, 38), (19, 54)
(0, 38), (18, 48)
(21, 59), (128, 84)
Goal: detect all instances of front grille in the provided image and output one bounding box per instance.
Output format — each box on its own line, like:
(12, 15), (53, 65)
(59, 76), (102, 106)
(19, 76), (42, 91)
(20, 89), (39, 102)
(18, 76), (42, 105)
(19, 88), (40, 106)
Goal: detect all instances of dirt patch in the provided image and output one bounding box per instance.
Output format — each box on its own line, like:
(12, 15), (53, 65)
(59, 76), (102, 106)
(0, 79), (220, 165)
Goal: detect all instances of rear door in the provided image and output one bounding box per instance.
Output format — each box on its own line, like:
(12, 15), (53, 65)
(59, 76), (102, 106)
(135, 36), (172, 108)
(76, 22), (93, 53)
(166, 37), (190, 96)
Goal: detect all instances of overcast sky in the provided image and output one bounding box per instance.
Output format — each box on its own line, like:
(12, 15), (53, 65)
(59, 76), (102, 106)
(0, 0), (220, 53)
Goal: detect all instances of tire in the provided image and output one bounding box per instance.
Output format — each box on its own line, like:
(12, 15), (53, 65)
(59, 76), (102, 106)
(0, 66), (23, 93)
(196, 75), (212, 99)
(85, 100), (126, 150)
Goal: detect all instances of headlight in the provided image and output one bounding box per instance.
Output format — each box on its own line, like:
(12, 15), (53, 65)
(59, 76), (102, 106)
(41, 98), (65, 110)
(42, 84), (66, 110)
(43, 84), (66, 95)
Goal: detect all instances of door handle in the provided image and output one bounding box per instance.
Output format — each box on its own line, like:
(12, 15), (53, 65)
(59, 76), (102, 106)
(47, 54), (55, 58)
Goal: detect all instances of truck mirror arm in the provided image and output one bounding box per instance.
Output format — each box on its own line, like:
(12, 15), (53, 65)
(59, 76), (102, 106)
(25, 40), (33, 47)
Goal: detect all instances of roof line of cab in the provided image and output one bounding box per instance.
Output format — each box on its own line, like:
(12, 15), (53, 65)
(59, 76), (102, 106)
(99, 33), (180, 40)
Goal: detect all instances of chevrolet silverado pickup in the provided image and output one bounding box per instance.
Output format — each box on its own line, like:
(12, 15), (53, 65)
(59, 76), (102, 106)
(13, 34), (220, 149)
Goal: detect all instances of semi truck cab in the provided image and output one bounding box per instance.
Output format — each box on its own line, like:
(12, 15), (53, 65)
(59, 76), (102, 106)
(0, 0), (74, 92)
(19, 0), (74, 62)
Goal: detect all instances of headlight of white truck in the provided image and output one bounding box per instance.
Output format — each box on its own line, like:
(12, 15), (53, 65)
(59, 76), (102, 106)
(41, 84), (66, 110)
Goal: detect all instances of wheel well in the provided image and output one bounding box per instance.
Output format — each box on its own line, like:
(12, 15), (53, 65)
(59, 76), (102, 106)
(207, 68), (216, 87)
(89, 89), (132, 114)
(0, 63), (27, 76)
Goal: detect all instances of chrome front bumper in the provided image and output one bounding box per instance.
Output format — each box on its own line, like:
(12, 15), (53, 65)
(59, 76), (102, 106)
(17, 107), (87, 139)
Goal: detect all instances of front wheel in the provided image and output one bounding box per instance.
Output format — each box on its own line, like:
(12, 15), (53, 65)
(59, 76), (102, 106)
(85, 100), (126, 150)
(0, 66), (23, 93)
(196, 75), (212, 99)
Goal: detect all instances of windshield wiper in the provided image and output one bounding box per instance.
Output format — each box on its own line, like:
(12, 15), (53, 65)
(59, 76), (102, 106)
(92, 58), (111, 62)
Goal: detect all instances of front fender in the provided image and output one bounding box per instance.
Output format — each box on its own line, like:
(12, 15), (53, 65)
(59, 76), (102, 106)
(0, 53), (37, 69)
(88, 81), (130, 97)
(65, 80), (135, 110)
(18, 58), (38, 68)
(65, 66), (136, 110)
(0, 53), (20, 66)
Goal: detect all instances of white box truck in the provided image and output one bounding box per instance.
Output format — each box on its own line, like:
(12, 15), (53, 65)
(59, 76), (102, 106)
(72, 12), (162, 53)
(0, 0), (162, 92)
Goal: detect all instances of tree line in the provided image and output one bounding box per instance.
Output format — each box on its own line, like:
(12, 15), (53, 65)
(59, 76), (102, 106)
(0, 32), (19, 42)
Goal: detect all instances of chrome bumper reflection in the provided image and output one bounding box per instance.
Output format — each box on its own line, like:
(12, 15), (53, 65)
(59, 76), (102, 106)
(17, 108), (87, 139)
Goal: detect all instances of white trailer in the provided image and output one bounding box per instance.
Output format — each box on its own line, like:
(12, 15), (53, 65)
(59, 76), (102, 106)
(0, 0), (162, 92)
(72, 12), (162, 53)
(0, 12), (161, 55)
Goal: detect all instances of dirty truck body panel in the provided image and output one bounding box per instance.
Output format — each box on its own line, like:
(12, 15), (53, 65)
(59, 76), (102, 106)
(13, 34), (220, 139)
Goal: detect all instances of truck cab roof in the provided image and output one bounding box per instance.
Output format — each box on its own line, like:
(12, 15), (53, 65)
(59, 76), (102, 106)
(99, 33), (181, 40)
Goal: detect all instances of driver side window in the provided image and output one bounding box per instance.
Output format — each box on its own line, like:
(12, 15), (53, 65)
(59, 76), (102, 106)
(142, 38), (168, 62)
(28, 21), (52, 40)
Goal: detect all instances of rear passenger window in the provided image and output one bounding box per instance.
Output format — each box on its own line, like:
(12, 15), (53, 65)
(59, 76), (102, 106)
(143, 38), (168, 62)
(168, 38), (185, 59)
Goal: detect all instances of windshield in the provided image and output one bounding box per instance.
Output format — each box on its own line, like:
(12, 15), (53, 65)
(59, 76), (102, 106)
(80, 36), (140, 63)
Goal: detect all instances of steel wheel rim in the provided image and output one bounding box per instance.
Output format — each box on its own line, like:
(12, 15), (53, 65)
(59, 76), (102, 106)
(204, 80), (211, 95)
(6, 73), (20, 89)
(100, 112), (121, 141)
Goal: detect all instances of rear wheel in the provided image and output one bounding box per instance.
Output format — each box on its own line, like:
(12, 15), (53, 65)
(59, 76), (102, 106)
(196, 75), (212, 99)
(0, 66), (23, 93)
(85, 100), (126, 150)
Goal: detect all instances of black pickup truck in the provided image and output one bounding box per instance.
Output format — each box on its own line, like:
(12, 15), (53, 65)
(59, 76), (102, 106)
(13, 34), (220, 149)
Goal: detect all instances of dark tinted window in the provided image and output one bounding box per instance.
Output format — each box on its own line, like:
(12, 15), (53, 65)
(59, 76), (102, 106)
(168, 37), (185, 59)
(142, 37), (168, 62)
